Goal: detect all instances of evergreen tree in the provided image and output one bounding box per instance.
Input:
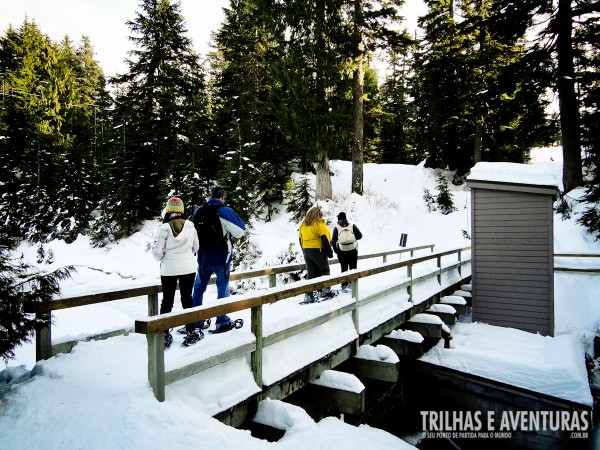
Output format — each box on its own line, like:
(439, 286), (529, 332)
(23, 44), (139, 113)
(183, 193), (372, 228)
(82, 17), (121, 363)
(256, 161), (282, 221)
(285, 176), (313, 223)
(412, 0), (472, 174)
(48, 36), (108, 243)
(348, 0), (411, 195)
(0, 21), (106, 243)
(576, 0), (600, 238)
(498, 0), (599, 192)
(0, 21), (61, 241)
(210, 0), (292, 222)
(96, 0), (209, 242)
(380, 46), (422, 164)
(462, 0), (554, 166)
(435, 172), (457, 214)
(361, 64), (387, 163)
(0, 229), (73, 362)
(413, 0), (553, 178)
(277, 0), (349, 200)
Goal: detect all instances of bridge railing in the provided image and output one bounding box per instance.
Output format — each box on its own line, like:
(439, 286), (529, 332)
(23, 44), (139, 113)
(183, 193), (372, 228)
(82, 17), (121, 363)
(554, 253), (600, 273)
(25, 244), (436, 361)
(134, 246), (472, 401)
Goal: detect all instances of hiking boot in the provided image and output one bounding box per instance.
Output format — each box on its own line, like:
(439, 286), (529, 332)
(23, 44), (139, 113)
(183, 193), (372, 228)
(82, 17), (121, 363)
(181, 330), (203, 347)
(164, 331), (173, 349)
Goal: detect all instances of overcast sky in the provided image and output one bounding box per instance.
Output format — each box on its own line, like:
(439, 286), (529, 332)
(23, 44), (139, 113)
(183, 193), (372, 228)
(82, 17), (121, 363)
(1, 0), (426, 78)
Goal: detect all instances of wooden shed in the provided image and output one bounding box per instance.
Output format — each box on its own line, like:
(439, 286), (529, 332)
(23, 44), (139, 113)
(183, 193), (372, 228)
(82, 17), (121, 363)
(466, 162), (561, 336)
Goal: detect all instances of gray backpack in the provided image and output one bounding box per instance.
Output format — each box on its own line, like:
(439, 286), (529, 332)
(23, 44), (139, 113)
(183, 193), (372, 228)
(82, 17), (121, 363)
(336, 224), (357, 251)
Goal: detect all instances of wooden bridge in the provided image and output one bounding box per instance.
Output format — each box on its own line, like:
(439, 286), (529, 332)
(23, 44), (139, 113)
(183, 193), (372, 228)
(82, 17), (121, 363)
(26, 244), (473, 427)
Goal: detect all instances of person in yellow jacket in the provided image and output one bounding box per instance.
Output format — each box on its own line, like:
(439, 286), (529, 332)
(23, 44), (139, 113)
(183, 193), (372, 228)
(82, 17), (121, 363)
(298, 206), (335, 303)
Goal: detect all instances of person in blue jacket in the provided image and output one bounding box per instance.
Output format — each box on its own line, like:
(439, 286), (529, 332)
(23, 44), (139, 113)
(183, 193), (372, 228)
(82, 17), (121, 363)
(190, 187), (246, 332)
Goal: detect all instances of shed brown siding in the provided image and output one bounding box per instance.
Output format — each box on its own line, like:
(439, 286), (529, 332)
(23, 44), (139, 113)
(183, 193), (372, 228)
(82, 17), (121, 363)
(470, 186), (555, 336)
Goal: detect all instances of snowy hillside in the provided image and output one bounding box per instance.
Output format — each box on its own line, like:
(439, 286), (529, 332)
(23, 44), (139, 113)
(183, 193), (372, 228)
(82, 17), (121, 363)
(6, 149), (600, 366)
(2, 151), (600, 450)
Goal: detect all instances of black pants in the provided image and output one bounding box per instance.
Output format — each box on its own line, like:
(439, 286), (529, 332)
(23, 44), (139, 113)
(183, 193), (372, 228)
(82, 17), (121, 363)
(303, 249), (330, 279)
(337, 249), (358, 288)
(160, 272), (196, 333)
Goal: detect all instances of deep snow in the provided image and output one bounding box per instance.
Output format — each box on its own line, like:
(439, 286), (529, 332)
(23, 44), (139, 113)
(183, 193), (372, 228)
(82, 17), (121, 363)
(1, 148), (600, 449)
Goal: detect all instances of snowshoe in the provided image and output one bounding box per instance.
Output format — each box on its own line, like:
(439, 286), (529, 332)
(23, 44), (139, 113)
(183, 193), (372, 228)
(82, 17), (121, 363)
(317, 288), (339, 301)
(299, 291), (318, 305)
(177, 319), (211, 335)
(164, 331), (173, 350)
(181, 330), (203, 347)
(208, 318), (244, 334)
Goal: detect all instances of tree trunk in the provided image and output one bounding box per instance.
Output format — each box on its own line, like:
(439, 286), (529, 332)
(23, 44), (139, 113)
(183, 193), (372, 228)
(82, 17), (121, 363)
(315, 146), (332, 200)
(351, 0), (364, 195)
(473, 7), (486, 166)
(556, 0), (583, 192)
(473, 105), (483, 165)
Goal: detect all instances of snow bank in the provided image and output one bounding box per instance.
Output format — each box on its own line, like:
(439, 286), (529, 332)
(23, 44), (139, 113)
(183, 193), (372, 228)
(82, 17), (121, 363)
(421, 322), (593, 406)
(468, 161), (563, 191)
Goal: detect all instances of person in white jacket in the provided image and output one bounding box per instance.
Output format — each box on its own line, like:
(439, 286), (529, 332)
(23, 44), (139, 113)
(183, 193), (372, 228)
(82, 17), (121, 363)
(151, 197), (200, 348)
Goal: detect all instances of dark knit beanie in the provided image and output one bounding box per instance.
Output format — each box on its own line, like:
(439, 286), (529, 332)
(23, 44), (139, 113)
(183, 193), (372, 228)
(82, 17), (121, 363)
(337, 212), (347, 221)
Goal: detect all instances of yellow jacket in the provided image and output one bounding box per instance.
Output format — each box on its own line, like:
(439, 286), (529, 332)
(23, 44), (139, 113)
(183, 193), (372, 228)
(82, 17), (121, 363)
(299, 220), (331, 249)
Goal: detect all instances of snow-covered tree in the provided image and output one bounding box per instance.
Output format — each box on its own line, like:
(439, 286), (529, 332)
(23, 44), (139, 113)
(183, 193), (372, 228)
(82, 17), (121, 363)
(0, 230), (73, 362)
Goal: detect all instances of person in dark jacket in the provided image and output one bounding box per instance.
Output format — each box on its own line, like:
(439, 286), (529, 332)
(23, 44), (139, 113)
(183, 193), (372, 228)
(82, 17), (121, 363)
(331, 212), (363, 292)
(190, 187), (246, 332)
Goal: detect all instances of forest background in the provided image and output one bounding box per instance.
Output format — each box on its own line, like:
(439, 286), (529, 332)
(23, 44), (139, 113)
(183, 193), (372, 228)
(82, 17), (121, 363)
(0, 1), (598, 268)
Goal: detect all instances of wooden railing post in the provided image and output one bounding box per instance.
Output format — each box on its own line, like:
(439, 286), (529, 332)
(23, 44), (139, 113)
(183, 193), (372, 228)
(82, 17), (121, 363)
(148, 292), (159, 316)
(383, 255), (387, 263)
(352, 280), (360, 351)
(268, 274), (276, 289)
(407, 264), (413, 303)
(36, 312), (52, 361)
(437, 256), (443, 301)
(147, 332), (165, 401)
(251, 306), (263, 387)
(458, 250), (462, 277)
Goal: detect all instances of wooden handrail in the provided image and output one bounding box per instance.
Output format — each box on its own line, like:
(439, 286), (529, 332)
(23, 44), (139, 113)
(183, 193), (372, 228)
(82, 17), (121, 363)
(554, 253), (600, 273)
(24, 244), (436, 314)
(134, 246), (469, 335)
(554, 253), (600, 258)
(554, 268), (600, 273)
(27, 243), (440, 362)
(26, 286), (162, 313)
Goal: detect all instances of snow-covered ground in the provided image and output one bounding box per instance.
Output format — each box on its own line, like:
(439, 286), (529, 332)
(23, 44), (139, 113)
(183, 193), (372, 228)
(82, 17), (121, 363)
(2, 148), (599, 449)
